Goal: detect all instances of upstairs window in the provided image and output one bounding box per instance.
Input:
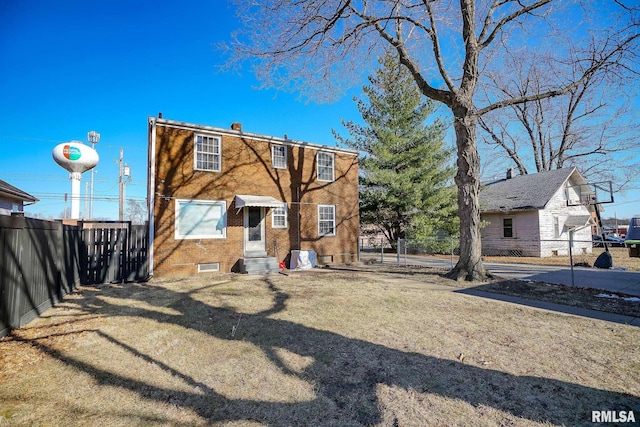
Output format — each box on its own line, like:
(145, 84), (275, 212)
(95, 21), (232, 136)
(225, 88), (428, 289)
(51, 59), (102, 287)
(317, 152), (334, 182)
(195, 134), (221, 172)
(272, 144), (287, 169)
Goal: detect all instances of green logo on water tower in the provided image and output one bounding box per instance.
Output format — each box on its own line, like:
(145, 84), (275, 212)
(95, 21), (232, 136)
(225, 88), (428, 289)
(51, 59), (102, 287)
(63, 145), (82, 161)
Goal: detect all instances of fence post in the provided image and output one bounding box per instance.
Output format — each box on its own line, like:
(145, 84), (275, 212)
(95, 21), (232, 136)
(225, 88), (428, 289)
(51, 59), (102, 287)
(450, 237), (454, 269)
(569, 231), (575, 287)
(380, 237), (384, 263)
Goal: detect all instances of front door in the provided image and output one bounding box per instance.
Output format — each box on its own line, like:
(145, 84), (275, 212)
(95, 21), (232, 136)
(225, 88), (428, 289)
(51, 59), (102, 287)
(244, 206), (266, 256)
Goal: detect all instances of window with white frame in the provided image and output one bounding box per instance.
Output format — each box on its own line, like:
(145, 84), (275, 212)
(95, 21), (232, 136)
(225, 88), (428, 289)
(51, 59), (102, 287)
(318, 205), (336, 236)
(553, 216), (561, 238)
(272, 205), (287, 228)
(272, 144), (287, 169)
(175, 199), (226, 239)
(317, 152), (334, 181)
(195, 134), (221, 171)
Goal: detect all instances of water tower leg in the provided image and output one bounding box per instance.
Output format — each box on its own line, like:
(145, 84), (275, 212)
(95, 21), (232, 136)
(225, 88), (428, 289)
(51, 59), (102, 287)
(70, 172), (82, 220)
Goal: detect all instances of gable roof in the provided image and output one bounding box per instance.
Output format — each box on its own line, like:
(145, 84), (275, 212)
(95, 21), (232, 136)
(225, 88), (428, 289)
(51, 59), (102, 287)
(0, 179), (38, 203)
(480, 168), (586, 213)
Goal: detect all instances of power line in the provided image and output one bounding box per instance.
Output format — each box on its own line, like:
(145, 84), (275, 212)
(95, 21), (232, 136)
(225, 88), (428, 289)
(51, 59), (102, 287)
(0, 135), (148, 151)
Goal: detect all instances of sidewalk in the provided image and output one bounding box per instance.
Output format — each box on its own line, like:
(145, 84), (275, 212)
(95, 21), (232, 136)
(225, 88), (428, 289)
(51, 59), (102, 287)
(373, 254), (640, 297)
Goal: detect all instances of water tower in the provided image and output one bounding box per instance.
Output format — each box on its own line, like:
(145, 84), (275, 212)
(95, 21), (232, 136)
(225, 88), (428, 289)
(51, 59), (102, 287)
(52, 141), (99, 219)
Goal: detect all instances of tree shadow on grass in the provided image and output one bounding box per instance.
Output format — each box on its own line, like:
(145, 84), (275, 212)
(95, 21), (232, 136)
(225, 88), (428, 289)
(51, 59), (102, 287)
(15, 277), (640, 426)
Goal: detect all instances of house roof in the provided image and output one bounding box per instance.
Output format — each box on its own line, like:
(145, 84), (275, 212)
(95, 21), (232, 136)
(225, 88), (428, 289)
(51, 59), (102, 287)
(480, 168), (586, 213)
(150, 117), (360, 157)
(0, 179), (38, 203)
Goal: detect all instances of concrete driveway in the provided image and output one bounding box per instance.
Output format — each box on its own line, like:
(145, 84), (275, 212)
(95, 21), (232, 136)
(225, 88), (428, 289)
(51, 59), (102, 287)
(368, 254), (640, 297)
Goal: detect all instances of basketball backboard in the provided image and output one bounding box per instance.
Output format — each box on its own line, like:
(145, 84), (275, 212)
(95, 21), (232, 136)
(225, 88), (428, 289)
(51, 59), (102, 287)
(566, 181), (614, 206)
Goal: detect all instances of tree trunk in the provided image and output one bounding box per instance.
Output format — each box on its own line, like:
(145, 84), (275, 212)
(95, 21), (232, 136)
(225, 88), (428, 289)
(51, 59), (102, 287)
(446, 106), (489, 281)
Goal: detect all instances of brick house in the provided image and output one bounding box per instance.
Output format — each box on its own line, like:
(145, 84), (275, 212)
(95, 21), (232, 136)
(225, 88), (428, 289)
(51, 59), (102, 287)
(147, 117), (359, 277)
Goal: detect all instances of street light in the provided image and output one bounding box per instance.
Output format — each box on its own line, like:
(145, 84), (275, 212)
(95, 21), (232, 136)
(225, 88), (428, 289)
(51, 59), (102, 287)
(87, 131), (100, 219)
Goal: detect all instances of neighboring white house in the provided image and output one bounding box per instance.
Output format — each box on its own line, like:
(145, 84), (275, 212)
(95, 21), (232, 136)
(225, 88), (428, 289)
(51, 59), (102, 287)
(0, 179), (38, 216)
(480, 168), (595, 257)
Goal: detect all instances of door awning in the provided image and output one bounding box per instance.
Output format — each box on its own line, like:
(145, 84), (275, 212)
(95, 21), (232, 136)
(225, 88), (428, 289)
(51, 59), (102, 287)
(234, 195), (284, 209)
(564, 215), (595, 231)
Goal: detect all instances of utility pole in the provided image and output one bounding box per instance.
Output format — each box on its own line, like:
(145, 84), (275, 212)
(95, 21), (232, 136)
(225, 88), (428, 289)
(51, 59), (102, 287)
(119, 148), (124, 221)
(118, 147), (130, 221)
(87, 131), (100, 219)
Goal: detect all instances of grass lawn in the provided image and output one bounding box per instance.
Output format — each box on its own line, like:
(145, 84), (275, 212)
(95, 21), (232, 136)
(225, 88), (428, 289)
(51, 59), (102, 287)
(1, 269), (639, 426)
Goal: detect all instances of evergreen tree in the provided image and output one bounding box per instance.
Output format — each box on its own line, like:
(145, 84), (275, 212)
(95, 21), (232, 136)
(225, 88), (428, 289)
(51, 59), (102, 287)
(335, 51), (457, 248)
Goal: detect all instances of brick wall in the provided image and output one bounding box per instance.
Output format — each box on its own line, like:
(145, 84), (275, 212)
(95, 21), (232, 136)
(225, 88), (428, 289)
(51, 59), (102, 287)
(150, 119), (359, 277)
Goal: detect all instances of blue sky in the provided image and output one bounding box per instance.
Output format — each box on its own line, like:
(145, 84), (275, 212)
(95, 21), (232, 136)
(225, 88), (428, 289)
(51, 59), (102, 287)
(1, 0), (638, 221)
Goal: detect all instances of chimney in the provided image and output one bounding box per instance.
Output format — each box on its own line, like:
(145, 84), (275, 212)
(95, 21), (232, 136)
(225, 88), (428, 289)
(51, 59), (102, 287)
(506, 168), (514, 179)
(231, 122), (242, 132)
(158, 112), (163, 118)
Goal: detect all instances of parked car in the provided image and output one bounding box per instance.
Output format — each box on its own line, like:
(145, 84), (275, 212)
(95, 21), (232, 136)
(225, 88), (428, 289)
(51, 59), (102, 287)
(592, 234), (626, 247)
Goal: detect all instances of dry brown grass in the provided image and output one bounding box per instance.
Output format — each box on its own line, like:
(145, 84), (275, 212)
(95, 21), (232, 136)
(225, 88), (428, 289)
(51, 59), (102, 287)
(1, 269), (639, 426)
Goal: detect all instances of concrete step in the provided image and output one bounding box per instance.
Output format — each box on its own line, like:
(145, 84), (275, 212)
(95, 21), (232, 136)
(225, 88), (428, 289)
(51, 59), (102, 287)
(239, 257), (280, 275)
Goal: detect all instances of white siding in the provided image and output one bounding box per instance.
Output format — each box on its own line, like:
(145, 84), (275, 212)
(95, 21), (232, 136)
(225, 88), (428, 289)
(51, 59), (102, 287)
(538, 184), (593, 257)
(481, 211), (541, 256)
(481, 177), (593, 257)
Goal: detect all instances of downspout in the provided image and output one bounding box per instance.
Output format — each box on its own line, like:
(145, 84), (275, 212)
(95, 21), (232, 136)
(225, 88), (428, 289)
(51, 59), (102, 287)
(147, 116), (157, 279)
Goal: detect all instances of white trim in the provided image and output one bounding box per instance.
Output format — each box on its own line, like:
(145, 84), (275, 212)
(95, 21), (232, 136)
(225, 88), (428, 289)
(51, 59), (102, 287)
(317, 151), (335, 182)
(175, 199), (227, 239)
(198, 263), (220, 273)
(194, 133), (222, 172)
(318, 204), (336, 236)
(272, 205), (288, 228)
(272, 144), (287, 169)
(147, 117), (157, 278)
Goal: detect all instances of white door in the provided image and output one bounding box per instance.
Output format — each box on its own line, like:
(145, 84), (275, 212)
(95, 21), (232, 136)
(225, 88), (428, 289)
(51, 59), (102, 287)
(244, 206), (266, 256)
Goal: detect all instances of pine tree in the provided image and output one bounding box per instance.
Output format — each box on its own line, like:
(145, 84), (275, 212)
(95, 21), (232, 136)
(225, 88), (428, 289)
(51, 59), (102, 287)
(335, 51), (457, 248)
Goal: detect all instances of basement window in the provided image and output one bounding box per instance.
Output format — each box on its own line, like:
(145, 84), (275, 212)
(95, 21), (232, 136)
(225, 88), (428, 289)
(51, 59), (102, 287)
(198, 263), (220, 273)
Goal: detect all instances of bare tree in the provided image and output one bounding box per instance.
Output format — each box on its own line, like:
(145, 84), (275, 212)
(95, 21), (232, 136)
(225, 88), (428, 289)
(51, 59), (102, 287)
(225, 0), (639, 280)
(478, 23), (639, 189)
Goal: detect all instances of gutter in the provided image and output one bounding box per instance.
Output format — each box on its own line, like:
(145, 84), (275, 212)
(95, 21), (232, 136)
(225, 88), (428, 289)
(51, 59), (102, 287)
(147, 116), (157, 279)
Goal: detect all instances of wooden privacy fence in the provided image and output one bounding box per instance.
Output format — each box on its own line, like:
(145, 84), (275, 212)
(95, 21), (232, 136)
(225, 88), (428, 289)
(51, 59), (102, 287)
(82, 221), (149, 285)
(0, 216), (83, 337)
(1, 217), (149, 337)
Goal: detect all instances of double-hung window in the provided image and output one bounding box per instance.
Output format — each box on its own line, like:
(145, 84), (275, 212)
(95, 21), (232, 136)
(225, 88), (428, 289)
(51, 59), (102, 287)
(175, 199), (226, 239)
(272, 205), (287, 228)
(272, 144), (287, 169)
(195, 134), (221, 172)
(503, 218), (514, 238)
(318, 205), (336, 236)
(317, 152), (334, 182)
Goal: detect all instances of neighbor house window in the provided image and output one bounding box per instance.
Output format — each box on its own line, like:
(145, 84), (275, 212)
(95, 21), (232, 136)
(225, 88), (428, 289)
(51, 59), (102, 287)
(272, 144), (287, 169)
(503, 218), (514, 238)
(272, 205), (287, 228)
(317, 152), (334, 182)
(318, 205), (336, 236)
(175, 199), (226, 239)
(195, 134), (221, 171)
(553, 216), (561, 238)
